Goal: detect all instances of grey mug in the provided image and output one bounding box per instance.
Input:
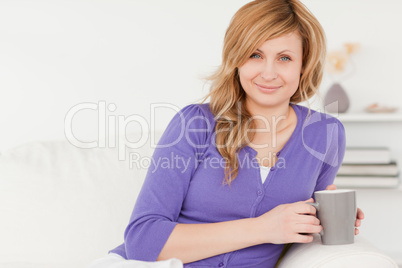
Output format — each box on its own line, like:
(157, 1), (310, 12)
(308, 189), (357, 245)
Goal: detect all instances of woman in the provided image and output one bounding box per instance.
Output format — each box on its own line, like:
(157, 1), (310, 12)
(110, 0), (364, 267)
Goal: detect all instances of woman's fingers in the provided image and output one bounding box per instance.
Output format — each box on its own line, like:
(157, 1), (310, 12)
(295, 200), (316, 216)
(296, 223), (323, 234)
(260, 200), (323, 244)
(354, 208), (365, 235)
(294, 233), (314, 243)
(355, 208), (364, 227)
(325, 184), (337, 190)
(357, 208), (365, 220)
(355, 218), (361, 227)
(297, 214), (320, 225)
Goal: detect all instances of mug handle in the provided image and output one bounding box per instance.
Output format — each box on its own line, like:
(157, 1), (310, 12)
(307, 202), (319, 210)
(306, 202), (324, 236)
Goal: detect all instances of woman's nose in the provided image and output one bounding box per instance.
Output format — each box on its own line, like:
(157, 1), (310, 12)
(260, 61), (278, 81)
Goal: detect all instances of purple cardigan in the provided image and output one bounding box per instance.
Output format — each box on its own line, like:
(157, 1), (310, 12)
(110, 103), (346, 268)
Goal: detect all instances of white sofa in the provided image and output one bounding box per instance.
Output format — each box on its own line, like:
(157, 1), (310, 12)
(0, 135), (398, 268)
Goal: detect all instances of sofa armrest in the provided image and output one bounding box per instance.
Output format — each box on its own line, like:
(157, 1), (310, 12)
(277, 234), (398, 268)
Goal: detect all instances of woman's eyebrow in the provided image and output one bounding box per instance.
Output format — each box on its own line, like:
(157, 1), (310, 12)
(255, 48), (296, 55)
(278, 49), (296, 55)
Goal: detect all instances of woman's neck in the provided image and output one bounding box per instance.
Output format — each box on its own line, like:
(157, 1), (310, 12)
(245, 101), (293, 133)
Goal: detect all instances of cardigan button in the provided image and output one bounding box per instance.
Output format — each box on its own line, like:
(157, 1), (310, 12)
(257, 190), (263, 196)
(270, 167), (275, 171)
(218, 262), (224, 267)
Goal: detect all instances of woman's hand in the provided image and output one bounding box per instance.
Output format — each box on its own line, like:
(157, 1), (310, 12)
(256, 198), (322, 244)
(325, 184), (365, 235)
(354, 208), (365, 235)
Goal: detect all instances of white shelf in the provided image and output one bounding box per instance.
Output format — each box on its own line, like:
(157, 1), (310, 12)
(328, 113), (402, 122)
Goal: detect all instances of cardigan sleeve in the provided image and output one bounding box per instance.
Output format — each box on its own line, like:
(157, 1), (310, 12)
(123, 104), (213, 261)
(314, 119), (346, 192)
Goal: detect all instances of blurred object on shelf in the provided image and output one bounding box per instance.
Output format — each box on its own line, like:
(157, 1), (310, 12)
(324, 43), (360, 114)
(337, 147), (400, 189)
(326, 43), (361, 74)
(324, 83), (350, 113)
(365, 103), (399, 113)
(343, 147), (391, 164)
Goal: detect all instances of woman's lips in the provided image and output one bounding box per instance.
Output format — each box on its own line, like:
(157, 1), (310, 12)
(255, 83), (281, 93)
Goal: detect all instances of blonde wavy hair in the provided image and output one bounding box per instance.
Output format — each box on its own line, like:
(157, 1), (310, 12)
(203, 0), (327, 185)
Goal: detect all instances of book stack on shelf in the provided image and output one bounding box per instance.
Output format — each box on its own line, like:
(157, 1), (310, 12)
(335, 147), (400, 188)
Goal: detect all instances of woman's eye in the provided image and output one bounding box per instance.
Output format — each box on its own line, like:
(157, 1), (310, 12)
(250, 54), (262, 59)
(280, 56), (291, 62)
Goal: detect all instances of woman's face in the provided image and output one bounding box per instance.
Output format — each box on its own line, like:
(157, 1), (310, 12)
(238, 31), (303, 112)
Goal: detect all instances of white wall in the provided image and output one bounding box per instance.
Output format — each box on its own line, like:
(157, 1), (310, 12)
(0, 0), (247, 150)
(1, 0), (402, 151)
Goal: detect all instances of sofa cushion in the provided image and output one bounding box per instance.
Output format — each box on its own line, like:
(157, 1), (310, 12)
(277, 234), (398, 268)
(0, 134), (155, 266)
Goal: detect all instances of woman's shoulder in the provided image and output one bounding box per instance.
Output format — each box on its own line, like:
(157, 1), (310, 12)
(181, 102), (213, 115)
(292, 103), (345, 143)
(292, 103), (344, 129)
(292, 104), (346, 165)
(157, 103), (216, 149)
(178, 103), (216, 127)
